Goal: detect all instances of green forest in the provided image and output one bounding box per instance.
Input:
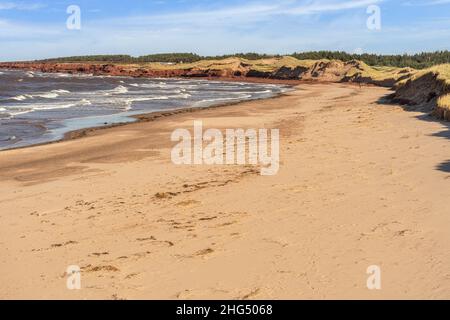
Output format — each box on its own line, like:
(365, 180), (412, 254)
(41, 51), (450, 69)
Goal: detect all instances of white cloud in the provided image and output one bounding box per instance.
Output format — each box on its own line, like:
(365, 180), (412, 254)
(0, 1), (46, 10)
(287, 0), (383, 15)
(402, 0), (450, 6)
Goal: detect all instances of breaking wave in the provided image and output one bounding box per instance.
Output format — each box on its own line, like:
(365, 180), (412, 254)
(108, 85), (129, 95)
(51, 89), (71, 94)
(11, 95), (30, 101)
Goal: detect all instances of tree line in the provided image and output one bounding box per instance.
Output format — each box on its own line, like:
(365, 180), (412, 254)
(40, 51), (450, 69)
(291, 51), (450, 69)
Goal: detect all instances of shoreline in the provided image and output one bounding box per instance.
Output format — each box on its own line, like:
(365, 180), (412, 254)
(1, 77), (376, 153)
(64, 91), (290, 141)
(1, 83), (449, 299)
(0, 82), (293, 152)
(0, 65), (378, 153)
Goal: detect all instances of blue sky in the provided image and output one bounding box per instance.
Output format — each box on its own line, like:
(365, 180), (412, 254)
(0, 0), (450, 61)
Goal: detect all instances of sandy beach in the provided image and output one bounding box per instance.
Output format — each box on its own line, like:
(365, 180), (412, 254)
(0, 83), (449, 299)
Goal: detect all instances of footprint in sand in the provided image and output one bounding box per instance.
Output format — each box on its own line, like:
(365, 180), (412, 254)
(176, 200), (201, 208)
(82, 265), (120, 273)
(195, 248), (214, 257)
(90, 252), (109, 257)
(180, 248), (215, 260)
(238, 288), (262, 300)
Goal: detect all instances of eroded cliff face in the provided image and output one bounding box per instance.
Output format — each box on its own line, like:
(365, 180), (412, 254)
(0, 62), (199, 77)
(389, 72), (450, 120)
(391, 73), (443, 107)
(0, 60), (396, 87)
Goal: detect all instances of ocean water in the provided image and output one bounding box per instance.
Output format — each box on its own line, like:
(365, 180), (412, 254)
(0, 69), (290, 150)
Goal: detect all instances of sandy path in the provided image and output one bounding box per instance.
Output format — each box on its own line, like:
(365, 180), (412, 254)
(0, 83), (449, 299)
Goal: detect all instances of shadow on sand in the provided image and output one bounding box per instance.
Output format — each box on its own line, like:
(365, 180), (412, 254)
(436, 160), (450, 173)
(377, 95), (450, 174)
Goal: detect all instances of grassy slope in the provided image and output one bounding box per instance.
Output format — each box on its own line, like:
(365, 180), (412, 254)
(430, 65), (450, 110)
(46, 55), (414, 82)
(399, 64), (450, 110)
(133, 56), (318, 72)
(151, 56), (415, 81)
(346, 62), (414, 82)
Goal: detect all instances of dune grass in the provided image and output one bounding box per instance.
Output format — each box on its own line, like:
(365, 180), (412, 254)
(404, 64), (450, 110)
(398, 63), (450, 86)
(346, 61), (414, 82)
(53, 56), (450, 91)
(246, 56), (319, 72)
(52, 56), (415, 83)
(437, 94), (450, 110)
(430, 64), (450, 85)
(419, 64), (450, 110)
(134, 56), (319, 72)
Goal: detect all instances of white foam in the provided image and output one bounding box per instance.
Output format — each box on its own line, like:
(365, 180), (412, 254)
(138, 83), (169, 89)
(240, 89), (272, 94)
(32, 103), (78, 111)
(150, 96), (170, 100)
(204, 97), (238, 102)
(11, 94), (31, 101)
(35, 92), (59, 99)
(122, 96), (171, 110)
(112, 85), (128, 94)
(51, 89), (71, 94)
(8, 108), (32, 116)
(5, 101), (81, 117)
(129, 97), (160, 102)
(55, 73), (70, 78)
(125, 96), (169, 105)
(11, 91), (63, 100)
(104, 85), (129, 95)
(195, 95), (251, 105)
(170, 93), (191, 99)
(79, 98), (92, 106)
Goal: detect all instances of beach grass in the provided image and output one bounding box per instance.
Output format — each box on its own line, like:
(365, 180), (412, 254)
(398, 63), (450, 86)
(134, 56), (320, 72)
(437, 94), (450, 110)
(401, 64), (450, 110)
(346, 61), (414, 82)
(42, 56), (419, 84)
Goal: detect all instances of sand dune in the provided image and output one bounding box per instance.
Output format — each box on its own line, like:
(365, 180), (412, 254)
(0, 83), (449, 299)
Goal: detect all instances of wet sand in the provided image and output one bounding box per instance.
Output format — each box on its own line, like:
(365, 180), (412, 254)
(0, 83), (449, 299)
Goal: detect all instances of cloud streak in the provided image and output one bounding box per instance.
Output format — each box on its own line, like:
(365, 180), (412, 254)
(111, 0), (383, 25)
(0, 1), (46, 10)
